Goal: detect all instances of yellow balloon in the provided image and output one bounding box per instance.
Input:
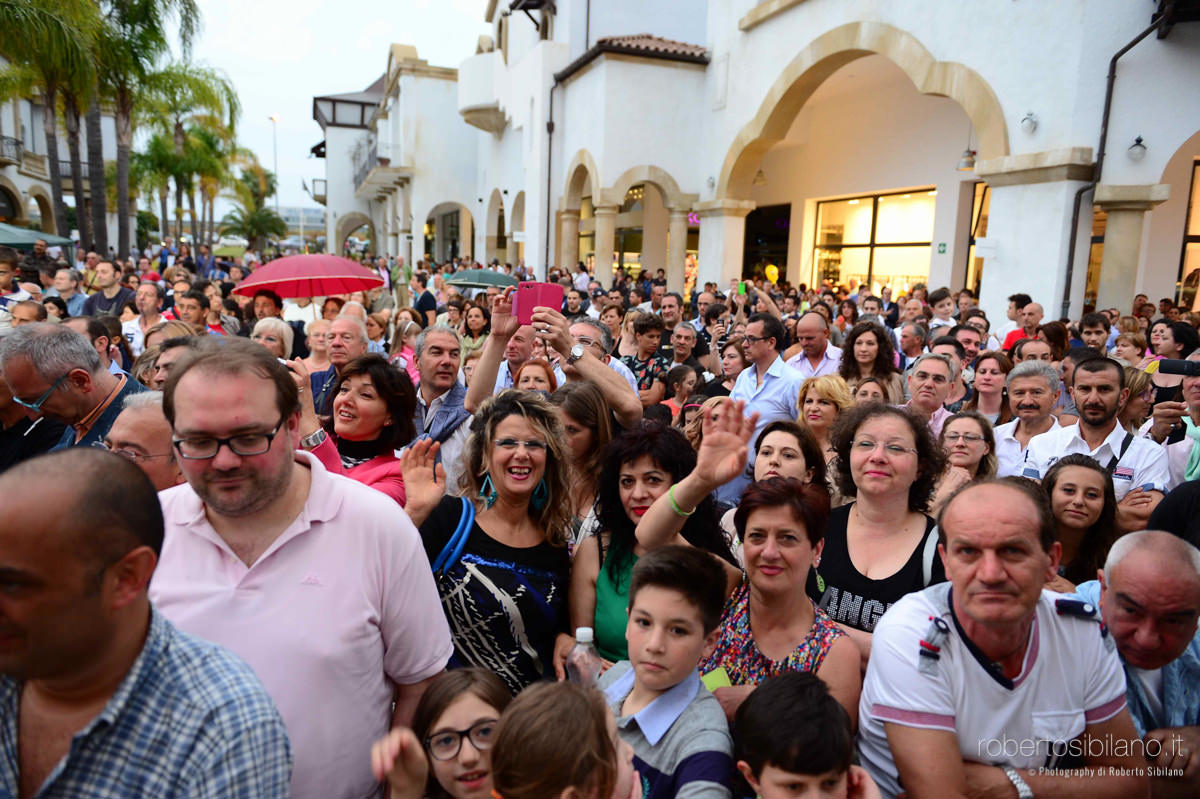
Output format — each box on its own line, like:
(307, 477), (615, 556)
(765, 264), (779, 284)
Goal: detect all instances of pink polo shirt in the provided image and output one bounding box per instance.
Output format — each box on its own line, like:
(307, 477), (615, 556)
(150, 451), (452, 799)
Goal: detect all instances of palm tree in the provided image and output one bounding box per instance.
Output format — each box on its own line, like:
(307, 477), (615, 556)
(220, 166), (285, 250)
(0, 0), (100, 238)
(131, 132), (174, 241)
(143, 61), (239, 243)
(85, 100), (107, 254)
(96, 0), (201, 259)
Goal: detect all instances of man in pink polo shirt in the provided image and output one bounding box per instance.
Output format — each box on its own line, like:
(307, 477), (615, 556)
(149, 337), (452, 799)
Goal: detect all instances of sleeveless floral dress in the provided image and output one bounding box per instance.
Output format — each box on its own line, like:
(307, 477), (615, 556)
(698, 578), (845, 684)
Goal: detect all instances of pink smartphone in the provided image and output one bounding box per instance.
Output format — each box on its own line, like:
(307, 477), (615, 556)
(513, 281), (564, 325)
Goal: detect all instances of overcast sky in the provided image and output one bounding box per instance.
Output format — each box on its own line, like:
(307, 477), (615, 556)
(184, 0), (489, 214)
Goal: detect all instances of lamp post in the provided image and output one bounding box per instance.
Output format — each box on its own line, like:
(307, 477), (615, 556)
(269, 114), (280, 216)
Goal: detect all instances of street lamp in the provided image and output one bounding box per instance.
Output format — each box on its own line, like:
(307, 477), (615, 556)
(269, 114), (280, 216)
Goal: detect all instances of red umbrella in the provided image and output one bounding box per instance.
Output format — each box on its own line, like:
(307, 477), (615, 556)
(231, 254), (384, 298)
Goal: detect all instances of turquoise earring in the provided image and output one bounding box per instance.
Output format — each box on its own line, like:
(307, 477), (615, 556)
(479, 474), (498, 508)
(531, 478), (549, 510)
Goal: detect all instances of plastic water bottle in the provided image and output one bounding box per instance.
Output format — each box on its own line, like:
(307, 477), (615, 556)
(565, 627), (602, 686)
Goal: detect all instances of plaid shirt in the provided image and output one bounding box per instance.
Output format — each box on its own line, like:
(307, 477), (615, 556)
(0, 606), (292, 798)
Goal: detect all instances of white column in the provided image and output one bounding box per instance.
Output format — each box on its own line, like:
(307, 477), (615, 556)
(666, 207), (689, 292)
(695, 199), (756, 289)
(1094, 184), (1170, 311)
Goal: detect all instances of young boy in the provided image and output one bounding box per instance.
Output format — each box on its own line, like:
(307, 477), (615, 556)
(733, 672), (879, 799)
(598, 546), (733, 799)
(926, 287), (956, 331)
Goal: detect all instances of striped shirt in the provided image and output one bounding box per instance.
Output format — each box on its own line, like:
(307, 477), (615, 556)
(0, 606), (292, 798)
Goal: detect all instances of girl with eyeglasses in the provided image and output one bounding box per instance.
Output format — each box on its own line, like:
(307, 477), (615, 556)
(929, 411), (997, 516)
(372, 668), (512, 799)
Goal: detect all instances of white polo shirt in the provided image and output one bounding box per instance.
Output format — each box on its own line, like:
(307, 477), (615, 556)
(859, 583), (1127, 799)
(993, 417), (1060, 478)
(1023, 420), (1169, 501)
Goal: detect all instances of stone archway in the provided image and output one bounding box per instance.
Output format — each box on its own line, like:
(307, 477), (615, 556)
(0, 176), (25, 225)
(421, 201), (475, 264)
(25, 184), (55, 234)
(335, 211), (375, 257)
(603, 165), (699, 290)
(716, 21), (1010, 202)
(484, 189), (505, 264)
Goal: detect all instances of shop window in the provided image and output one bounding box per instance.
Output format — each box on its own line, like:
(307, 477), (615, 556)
(1177, 161), (1200, 312)
(0, 187), (16, 223)
(1084, 209), (1107, 311)
(812, 189), (935, 295)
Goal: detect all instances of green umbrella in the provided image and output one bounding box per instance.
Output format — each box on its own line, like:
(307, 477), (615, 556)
(0, 222), (73, 251)
(443, 268), (518, 289)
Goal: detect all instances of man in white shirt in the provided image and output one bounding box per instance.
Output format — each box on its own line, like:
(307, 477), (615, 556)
(785, 311), (842, 378)
(723, 313), (802, 504)
(121, 283), (165, 357)
(994, 360), (1061, 477)
(572, 262), (590, 292)
(859, 479), (1148, 799)
(1024, 357), (1169, 531)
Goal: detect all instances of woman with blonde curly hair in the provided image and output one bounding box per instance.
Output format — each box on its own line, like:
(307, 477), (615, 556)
(401, 389), (573, 693)
(797, 374), (853, 464)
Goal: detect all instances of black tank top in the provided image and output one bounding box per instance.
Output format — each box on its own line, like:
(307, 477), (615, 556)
(806, 504), (943, 633)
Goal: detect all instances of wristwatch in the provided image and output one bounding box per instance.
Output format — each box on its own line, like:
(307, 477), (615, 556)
(1001, 765), (1033, 799)
(300, 429), (327, 450)
(567, 344), (586, 365)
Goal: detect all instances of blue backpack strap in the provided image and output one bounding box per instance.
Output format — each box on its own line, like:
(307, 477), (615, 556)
(431, 497), (475, 574)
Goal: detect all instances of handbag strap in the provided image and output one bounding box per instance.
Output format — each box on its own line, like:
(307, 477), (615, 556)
(432, 497), (475, 574)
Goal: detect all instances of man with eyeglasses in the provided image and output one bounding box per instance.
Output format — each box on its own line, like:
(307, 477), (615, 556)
(308, 316), (370, 416)
(0, 448), (293, 797)
(150, 337), (452, 799)
(902, 353), (955, 437)
(99, 391), (183, 490)
(0, 372), (65, 472)
(993, 360), (1062, 477)
(0, 323), (145, 450)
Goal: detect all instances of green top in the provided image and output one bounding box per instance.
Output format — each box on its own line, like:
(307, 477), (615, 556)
(594, 551), (638, 662)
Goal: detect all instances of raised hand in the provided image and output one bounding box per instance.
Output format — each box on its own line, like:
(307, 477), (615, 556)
(490, 287), (519, 339)
(370, 727), (429, 799)
(531, 306), (574, 358)
(694, 398), (759, 489)
(399, 438), (446, 527)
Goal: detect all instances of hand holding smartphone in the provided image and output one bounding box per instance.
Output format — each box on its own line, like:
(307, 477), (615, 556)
(512, 282), (564, 325)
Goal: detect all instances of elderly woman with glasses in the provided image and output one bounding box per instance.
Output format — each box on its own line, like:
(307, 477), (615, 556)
(808, 403), (947, 669)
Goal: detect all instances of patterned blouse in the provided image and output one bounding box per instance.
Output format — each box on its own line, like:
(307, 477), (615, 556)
(699, 578), (845, 684)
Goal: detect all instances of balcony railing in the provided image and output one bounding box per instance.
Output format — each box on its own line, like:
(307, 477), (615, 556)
(58, 159), (90, 180)
(311, 178), (327, 204)
(0, 136), (22, 166)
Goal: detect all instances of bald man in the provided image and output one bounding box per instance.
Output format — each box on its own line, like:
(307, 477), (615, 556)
(0, 448), (291, 796)
(1003, 301), (1044, 350)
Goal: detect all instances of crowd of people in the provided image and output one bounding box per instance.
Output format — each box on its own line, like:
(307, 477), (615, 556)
(2, 234), (1200, 799)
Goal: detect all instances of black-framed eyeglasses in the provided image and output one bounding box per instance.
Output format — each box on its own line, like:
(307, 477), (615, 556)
(12, 372), (71, 412)
(742, 334), (766, 345)
(425, 719), (498, 761)
(172, 416), (286, 459)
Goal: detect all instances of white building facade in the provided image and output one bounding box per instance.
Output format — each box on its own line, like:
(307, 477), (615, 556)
(317, 0), (1200, 320)
(0, 56), (129, 248)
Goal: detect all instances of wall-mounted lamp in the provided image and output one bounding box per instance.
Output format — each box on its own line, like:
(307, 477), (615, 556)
(706, 176), (715, 190)
(1019, 112), (1037, 134)
(752, 169), (767, 186)
(502, 189), (508, 194)
(1127, 136), (1147, 161)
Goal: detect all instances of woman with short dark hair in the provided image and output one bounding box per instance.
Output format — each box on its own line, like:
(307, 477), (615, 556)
(294, 353), (416, 505)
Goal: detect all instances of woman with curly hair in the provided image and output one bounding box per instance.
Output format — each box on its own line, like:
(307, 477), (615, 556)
(809, 403), (948, 666)
(401, 390), (574, 693)
(838, 321), (904, 403)
(559, 424), (738, 668)
(798, 374), (854, 465)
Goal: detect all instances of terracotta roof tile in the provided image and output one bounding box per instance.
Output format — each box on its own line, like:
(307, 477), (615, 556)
(595, 34), (708, 60)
